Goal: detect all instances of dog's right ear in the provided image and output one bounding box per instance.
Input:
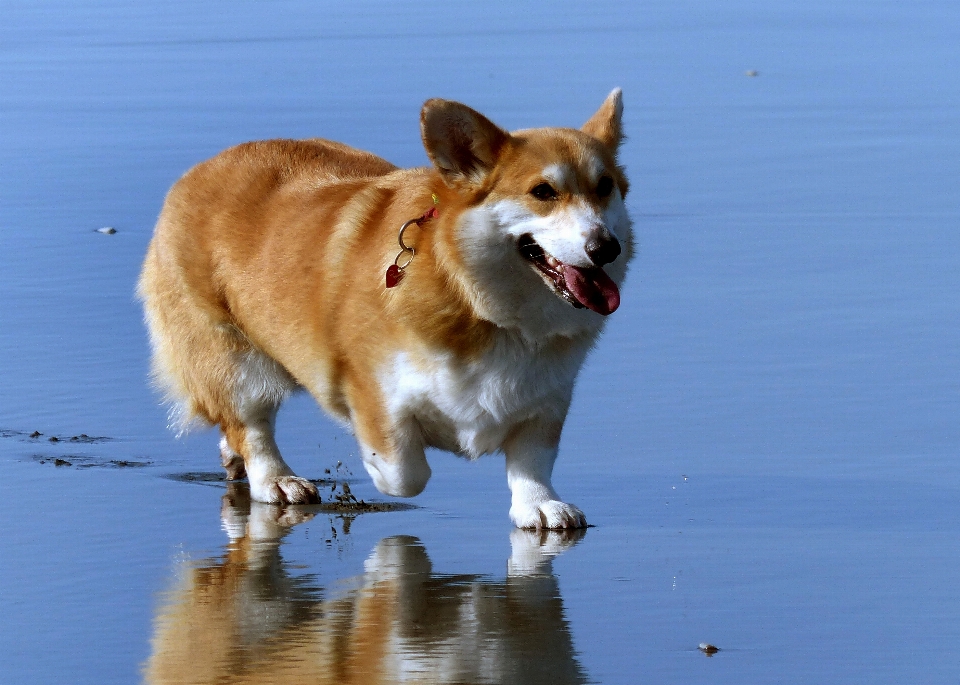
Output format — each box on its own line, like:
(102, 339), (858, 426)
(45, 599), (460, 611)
(421, 99), (508, 187)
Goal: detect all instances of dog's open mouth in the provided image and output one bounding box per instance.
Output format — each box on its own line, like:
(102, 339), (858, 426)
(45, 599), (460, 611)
(518, 234), (620, 315)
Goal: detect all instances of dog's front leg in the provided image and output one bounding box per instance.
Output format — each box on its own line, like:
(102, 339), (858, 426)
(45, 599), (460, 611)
(356, 419), (432, 498)
(504, 420), (587, 530)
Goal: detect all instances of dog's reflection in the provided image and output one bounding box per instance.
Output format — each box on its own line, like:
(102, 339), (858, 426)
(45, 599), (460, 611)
(144, 483), (588, 684)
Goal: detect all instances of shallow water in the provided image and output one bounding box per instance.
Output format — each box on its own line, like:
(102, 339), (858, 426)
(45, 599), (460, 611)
(2, 1), (959, 683)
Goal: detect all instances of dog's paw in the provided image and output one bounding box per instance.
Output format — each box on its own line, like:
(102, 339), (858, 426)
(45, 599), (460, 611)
(254, 476), (320, 505)
(510, 499), (587, 530)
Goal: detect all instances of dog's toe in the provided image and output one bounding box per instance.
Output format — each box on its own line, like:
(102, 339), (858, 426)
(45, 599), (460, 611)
(263, 476), (320, 505)
(539, 500), (587, 529)
(511, 500), (587, 530)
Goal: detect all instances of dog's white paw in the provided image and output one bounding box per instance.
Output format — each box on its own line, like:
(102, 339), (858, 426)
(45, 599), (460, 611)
(252, 476), (320, 505)
(510, 499), (587, 530)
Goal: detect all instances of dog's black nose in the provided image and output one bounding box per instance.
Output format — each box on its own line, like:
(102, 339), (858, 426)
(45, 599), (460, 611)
(585, 231), (621, 266)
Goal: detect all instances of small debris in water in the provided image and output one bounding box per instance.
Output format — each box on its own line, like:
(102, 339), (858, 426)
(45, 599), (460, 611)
(23, 430), (113, 444)
(745, 69), (759, 77)
(165, 471), (227, 483)
(334, 481), (358, 506)
(68, 434), (111, 444)
(96, 227), (117, 234)
(699, 643), (720, 656)
(33, 455), (151, 469)
(312, 500), (414, 514)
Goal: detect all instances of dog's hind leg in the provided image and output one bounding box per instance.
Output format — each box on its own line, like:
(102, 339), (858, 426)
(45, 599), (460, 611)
(223, 416), (320, 504)
(216, 352), (320, 505)
(140, 243), (318, 505)
(504, 419), (587, 530)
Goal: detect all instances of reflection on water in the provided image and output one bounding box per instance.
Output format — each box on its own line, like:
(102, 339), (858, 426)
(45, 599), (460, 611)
(144, 484), (588, 684)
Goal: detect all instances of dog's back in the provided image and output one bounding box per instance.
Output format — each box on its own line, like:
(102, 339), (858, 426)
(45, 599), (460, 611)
(139, 139), (397, 424)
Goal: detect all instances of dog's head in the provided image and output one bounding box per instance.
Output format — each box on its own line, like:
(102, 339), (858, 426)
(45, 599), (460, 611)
(422, 90), (632, 338)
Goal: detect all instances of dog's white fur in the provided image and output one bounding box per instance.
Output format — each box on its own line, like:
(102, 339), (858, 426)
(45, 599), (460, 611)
(139, 90), (632, 528)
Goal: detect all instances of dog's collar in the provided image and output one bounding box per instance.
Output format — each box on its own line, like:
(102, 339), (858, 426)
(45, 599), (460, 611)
(385, 194), (439, 288)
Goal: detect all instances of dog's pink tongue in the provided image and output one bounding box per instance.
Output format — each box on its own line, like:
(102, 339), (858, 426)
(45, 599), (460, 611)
(560, 264), (620, 315)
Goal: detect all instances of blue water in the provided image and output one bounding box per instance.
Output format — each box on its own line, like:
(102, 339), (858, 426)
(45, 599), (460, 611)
(1, 1), (959, 683)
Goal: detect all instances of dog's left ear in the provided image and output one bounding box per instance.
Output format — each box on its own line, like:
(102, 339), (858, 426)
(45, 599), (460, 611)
(421, 99), (508, 186)
(582, 88), (624, 152)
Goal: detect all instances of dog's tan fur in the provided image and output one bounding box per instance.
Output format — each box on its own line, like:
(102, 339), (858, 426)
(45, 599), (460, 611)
(139, 91), (632, 528)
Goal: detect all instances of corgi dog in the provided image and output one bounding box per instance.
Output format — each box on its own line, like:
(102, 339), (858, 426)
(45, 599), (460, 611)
(138, 89), (632, 529)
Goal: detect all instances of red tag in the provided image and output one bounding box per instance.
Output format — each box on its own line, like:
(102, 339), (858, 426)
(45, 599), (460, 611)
(385, 264), (404, 288)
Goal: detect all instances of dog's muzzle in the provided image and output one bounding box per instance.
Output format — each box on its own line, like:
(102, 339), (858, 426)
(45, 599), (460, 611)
(517, 234), (620, 315)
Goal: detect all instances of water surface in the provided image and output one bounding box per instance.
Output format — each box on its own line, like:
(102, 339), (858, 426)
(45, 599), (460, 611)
(1, 1), (959, 683)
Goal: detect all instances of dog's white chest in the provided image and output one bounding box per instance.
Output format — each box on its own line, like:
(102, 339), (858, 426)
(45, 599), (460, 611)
(381, 338), (587, 458)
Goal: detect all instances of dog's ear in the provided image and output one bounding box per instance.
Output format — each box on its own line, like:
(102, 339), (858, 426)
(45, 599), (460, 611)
(581, 88), (624, 152)
(421, 99), (508, 186)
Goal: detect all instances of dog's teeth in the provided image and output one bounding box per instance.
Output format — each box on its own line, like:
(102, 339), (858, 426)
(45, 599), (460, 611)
(546, 255), (560, 268)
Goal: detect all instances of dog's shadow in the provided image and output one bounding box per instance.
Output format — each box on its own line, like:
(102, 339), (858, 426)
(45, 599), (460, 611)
(144, 483), (590, 685)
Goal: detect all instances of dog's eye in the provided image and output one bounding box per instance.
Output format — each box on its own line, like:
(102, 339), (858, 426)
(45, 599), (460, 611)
(530, 183), (559, 201)
(596, 176), (614, 199)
